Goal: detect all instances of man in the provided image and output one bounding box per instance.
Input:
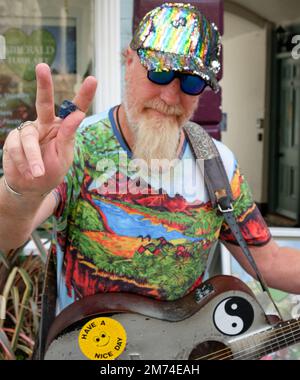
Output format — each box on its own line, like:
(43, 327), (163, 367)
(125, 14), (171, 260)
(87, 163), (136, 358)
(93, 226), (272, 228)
(0, 3), (300, 316)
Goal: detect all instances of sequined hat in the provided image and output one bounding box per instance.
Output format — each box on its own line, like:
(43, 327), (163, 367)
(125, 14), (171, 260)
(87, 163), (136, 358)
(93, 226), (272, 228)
(130, 2), (221, 92)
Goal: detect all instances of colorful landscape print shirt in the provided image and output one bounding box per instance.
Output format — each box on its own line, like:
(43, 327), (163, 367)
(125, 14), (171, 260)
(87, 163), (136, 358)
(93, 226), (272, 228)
(52, 106), (271, 314)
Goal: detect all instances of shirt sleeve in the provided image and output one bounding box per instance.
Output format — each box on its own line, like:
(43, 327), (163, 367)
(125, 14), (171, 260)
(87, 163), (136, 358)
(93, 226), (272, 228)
(219, 162), (272, 247)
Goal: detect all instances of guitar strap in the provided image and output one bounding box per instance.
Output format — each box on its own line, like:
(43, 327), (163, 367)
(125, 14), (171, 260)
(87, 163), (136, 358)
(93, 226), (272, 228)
(183, 122), (283, 319)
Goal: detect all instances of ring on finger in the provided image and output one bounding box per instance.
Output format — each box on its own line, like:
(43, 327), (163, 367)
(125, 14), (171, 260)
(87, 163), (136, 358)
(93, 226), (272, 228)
(58, 100), (81, 119)
(17, 121), (37, 132)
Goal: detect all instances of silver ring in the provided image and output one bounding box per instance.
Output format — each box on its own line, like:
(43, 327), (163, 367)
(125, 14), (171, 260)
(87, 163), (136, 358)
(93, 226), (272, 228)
(17, 121), (36, 132)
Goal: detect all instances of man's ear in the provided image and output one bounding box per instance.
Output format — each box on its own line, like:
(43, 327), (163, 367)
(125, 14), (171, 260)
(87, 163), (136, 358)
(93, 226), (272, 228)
(124, 47), (135, 80)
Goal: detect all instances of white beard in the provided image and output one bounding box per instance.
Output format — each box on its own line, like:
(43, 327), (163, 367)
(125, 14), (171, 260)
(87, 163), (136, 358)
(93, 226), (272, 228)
(123, 96), (190, 167)
(132, 114), (180, 163)
(122, 71), (200, 170)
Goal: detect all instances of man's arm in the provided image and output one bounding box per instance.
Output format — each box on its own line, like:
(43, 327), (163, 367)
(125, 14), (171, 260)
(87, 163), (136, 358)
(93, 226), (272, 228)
(0, 63), (97, 254)
(224, 238), (300, 294)
(0, 178), (58, 252)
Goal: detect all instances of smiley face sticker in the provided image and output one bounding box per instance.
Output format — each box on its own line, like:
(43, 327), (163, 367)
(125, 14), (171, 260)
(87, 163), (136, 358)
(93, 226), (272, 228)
(93, 331), (111, 347)
(78, 317), (127, 360)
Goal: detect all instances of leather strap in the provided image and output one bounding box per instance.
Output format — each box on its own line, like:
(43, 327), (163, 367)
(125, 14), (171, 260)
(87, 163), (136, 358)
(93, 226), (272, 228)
(183, 122), (233, 207)
(184, 122), (283, 319)
(217, 199), (283, 319)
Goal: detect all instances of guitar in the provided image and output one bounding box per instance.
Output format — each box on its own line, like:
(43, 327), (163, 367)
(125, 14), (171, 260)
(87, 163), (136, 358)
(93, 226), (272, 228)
(44, 275), (300, 360)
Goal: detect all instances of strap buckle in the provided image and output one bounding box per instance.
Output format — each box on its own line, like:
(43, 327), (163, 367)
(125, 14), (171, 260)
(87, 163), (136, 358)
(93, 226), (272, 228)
(217, 203), (234, 213)
(215, 190), (234, 214)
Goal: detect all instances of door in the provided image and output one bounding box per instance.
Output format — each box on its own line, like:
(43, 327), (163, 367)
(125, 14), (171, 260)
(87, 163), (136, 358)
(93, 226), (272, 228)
(276, 58), (300, 220)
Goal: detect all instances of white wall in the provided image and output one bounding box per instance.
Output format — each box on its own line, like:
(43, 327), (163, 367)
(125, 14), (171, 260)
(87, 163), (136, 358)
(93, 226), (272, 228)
(120, 0), (134, 99)
(221, 12), (267, 203)
(233, 0), (300, 26)
(94, 0), (121, 113)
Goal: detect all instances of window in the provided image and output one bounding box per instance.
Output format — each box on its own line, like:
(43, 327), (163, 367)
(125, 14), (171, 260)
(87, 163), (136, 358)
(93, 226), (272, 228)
(0, 0), (94, 173)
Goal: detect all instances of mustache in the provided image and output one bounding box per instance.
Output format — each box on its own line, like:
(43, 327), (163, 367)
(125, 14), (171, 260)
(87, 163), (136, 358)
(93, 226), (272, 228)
(143, 98), (184, 116)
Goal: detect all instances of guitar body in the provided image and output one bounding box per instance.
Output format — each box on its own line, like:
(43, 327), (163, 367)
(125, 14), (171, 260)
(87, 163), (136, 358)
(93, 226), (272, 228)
(44, 275), (283, 360)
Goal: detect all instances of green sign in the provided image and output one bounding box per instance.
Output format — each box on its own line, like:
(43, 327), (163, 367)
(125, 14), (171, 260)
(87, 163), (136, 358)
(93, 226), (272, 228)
(4, 28), (56, 81)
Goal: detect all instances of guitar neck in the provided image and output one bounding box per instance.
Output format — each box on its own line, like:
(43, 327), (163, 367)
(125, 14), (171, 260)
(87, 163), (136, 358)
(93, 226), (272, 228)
(234, 317), (300, 360)
(264, 318), (300, 355)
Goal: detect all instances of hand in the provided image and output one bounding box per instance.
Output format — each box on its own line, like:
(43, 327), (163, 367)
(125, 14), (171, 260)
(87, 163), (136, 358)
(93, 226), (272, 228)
(2, 63), (97, 196)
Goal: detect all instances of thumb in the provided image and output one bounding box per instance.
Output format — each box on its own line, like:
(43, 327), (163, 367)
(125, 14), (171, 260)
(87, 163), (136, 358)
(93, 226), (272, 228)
(55, 110), (86, 157)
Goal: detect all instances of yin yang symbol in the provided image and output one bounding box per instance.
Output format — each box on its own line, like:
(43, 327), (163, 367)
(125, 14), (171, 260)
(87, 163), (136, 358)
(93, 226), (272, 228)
(213, 297), (254, 336)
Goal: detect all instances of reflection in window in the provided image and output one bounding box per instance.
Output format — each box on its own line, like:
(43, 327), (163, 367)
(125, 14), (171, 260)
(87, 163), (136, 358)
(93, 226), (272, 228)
(0, 0), (94, 173)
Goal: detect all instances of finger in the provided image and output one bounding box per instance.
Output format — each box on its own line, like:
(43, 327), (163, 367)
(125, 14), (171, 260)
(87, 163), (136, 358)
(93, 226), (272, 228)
(73, 76), (98, 113)
(4, 131), (33, 180)
(35, 63), (55, 125)
(55, 110), (86, 156)
(19, 125), (45, 178)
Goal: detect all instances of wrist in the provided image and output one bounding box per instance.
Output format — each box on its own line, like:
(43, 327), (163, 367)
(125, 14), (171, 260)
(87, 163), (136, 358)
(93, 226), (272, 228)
(2, 176), (52, 199)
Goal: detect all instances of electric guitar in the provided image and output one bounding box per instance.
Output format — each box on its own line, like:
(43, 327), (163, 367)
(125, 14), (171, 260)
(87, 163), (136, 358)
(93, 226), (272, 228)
(44, 275), (300, 360)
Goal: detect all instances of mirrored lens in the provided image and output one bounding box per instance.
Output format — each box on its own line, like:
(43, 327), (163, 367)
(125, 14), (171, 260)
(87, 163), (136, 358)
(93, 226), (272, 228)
(181, 75), (207, 95)
(147, 71), (175, 85)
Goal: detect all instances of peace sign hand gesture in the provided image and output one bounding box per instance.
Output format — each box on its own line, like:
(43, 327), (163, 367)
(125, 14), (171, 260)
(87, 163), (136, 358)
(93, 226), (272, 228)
(2, 63), (97, 197)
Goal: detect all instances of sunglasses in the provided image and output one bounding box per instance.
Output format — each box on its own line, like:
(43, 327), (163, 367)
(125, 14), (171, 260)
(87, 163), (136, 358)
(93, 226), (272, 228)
(147, 70), (207, 96)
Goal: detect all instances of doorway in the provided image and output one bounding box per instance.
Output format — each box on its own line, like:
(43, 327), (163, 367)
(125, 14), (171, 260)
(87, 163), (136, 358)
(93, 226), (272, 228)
(269, 26), (300, 224)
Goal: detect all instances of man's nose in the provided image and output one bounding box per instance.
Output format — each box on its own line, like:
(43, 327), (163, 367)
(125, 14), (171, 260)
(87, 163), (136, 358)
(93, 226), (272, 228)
(159, 78), (181, 106)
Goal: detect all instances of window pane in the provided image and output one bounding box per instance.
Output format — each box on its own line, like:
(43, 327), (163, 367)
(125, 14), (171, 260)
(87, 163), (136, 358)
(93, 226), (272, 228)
(0, 0), (94, 173)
